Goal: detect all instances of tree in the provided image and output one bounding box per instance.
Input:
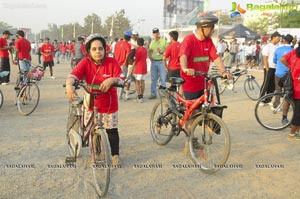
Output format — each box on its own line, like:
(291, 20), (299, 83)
(102, 10), (131, 39)
(280, 10), (300, 28)
(83, 13), (102, 35)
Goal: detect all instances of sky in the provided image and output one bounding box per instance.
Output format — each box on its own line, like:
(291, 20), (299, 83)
(0, 0), (270, 36)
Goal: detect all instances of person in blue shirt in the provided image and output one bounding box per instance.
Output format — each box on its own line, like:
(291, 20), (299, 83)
(273, 34), (294, 125)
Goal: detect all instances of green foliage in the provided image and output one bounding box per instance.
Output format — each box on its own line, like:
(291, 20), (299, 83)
(36, 10), (131, 42)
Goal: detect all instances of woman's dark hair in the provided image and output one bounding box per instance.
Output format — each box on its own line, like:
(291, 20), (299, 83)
(296, 41), (300, 58)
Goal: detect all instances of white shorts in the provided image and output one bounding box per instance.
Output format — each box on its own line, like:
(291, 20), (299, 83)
(134, 74), (147, 81)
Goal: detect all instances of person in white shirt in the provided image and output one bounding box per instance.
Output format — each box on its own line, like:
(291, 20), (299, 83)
(259, 31), (281, 106)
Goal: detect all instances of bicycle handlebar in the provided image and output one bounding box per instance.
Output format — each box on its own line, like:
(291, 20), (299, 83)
(194, 71), (225, 79)
(62, 81), (124, 95)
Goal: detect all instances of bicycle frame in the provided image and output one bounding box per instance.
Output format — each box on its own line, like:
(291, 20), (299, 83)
(159, 72), (221, 134)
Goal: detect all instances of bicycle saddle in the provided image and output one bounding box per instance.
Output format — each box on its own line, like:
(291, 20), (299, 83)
(170, 77), (185, 85)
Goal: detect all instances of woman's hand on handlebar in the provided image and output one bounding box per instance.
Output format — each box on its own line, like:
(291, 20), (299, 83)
(66, 78), (76, 101)
(183, 68), (195, 76)
(99, 78), (117, 92)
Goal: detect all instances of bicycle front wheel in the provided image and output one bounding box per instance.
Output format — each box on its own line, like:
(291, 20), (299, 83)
(244, 77), (260, 100)
(67, 103), (82, 157)
(91, 129), (111, 197)
(150, 101), (175, 145)
(189, 113), (231, 174)
(255, 93), (294, 130)
(17, 83), (40, 116)
(0, 89), (3, 109)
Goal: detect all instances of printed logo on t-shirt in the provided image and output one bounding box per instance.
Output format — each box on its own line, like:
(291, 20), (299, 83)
(103, 74), (111, 78)
(193, 56), (209, 62)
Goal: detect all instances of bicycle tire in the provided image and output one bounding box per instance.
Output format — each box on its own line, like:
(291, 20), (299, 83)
(255, 92), (294, 130)
(67, 103), (82, 157)
(244, 77), (260, 100)
(17, 83), (40, 116)
(91, 128), (111, 197)
(0, 89), (3, 109)
(189, 113), (231, 174)
(150, 101), (175, 145)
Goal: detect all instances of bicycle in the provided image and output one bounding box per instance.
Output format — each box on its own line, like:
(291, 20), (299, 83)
(0, 71), (9, 109)
(150, 71), (231, 174)
(65, 81), (123, 197)
(14, 65), (44, 116)
(211, 66), (260, 100)
(254, 91), (294, 131)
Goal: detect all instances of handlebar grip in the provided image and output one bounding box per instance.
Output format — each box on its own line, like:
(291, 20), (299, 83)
(112, 83), (124, 88)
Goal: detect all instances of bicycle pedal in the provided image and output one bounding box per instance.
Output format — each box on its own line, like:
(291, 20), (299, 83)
(65, 157), (76, 164)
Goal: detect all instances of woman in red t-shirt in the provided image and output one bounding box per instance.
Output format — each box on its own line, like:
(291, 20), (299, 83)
(66, 35), (123, 165)
(281, 42), (300, 140)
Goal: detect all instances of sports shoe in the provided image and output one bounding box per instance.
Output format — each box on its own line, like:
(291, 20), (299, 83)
(259, 102), (267, 107)
(1, 82), (9, 85)
(148, 95), (157, 100)
(138, 98), (144, 103)
(288, 133), (300, 140)
(111, 155), (121, 166)
(51, 76), (55, 79)
(282, 118), (289, 125)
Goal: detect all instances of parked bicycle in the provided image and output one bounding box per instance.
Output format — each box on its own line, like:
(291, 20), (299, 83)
(211, 66), (260, 100)
(150, 71), (231, 174)
(254, 91), (294, 131)
(65, 81), (123, 197)
(14, 65), (44, 115)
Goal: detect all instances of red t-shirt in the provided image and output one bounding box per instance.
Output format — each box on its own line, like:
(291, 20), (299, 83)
(114, 40), (131, 66)
(164, 41), (181, 70)
(0, 38), (9, 58)
(284, 50), (300, 99)
(134, 46), (148, 75)
(69, 43), (75, 55)
(80, 44), (87, 57)
(71, 57), (122, 113)
(15, 37), (31, 60)
(40, 44), (55, 62)
(179, 34), (219, 92)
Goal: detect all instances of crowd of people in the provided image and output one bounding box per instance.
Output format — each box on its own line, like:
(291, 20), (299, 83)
(1, 12), (300, 166)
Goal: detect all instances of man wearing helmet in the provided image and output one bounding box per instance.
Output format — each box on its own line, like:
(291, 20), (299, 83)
(179, 13), (231, 100)
(65, 34), (123, 166)
(74, 35), (87, 64)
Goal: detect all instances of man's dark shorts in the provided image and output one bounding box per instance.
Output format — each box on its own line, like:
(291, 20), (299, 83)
(183, 90), (204, 100)
(43, 61), (54, 67)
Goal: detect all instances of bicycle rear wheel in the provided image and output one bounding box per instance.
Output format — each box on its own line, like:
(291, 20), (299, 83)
(0, 89), (3, 109)
(150, 101), (175, 145)
(255, 93), (294, 130)
(17, 83), (40, 116)
(91, 129), (111, 197)
(244, 77), (260, 100)
(189, 113), (230, 174)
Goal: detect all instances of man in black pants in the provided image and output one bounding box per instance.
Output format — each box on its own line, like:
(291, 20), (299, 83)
(0, 30), (13, 85)
(259, 32), (281, 106)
